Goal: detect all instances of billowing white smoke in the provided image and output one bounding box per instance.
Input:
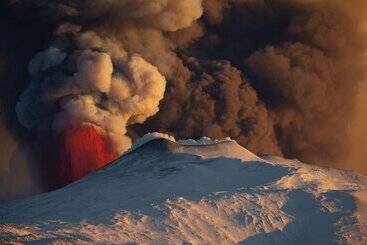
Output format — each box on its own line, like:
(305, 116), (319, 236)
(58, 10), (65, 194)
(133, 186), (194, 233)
(16, 24), (166, 154)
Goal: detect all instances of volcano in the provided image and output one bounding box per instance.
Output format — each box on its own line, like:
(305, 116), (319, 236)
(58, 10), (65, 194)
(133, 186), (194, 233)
(1, 133), (367, 244)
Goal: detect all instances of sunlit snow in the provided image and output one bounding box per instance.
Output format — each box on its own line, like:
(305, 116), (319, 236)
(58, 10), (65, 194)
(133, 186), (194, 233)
(1, 134), (367, 244)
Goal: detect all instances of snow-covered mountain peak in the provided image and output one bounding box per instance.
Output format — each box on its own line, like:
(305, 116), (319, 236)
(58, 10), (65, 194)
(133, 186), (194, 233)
(1, 133), (367, 244)
(129, 132), (261, 162)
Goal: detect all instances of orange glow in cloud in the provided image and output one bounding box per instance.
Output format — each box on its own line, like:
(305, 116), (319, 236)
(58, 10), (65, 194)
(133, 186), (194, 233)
(57, 124), (117, 185)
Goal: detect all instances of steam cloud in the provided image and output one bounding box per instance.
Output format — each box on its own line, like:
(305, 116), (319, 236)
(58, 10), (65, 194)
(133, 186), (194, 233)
(0, 0), (366, 199)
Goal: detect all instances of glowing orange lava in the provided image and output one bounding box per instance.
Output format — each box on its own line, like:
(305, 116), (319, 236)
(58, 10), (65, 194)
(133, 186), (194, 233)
(57, 124), (117, 185)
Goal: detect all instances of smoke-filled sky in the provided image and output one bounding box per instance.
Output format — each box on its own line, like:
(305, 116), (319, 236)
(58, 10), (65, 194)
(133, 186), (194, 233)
(0, 0), (366, 200)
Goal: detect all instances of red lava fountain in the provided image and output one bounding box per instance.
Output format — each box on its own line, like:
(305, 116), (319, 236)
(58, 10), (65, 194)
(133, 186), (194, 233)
(57, 123), (117, 185)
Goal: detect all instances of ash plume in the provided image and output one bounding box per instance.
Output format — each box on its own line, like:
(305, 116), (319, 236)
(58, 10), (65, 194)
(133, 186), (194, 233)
(348, 77), (367, 173)
(0, 0), (366, 198)
(0, 5), (52, 200)
(132, 57), (282, 156)
(16, 25), (167, 155)
(135, 0), (367, 166)
(0, 0), (202, 197)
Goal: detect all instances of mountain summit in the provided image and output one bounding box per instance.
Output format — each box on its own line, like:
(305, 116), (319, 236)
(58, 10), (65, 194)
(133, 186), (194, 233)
(1, 133), (367, 244)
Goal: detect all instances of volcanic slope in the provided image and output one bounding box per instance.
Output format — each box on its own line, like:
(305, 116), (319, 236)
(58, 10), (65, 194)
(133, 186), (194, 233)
(1, 134), (367, 244)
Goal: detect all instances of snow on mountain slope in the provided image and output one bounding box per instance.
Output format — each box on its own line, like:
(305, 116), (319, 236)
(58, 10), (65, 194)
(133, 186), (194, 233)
(1, 134), (367, 244)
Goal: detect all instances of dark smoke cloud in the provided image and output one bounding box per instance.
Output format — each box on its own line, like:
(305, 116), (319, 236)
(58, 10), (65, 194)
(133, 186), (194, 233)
(245, 43), (349, 163)
(242, 0), (367, 164)
(349, 79), (367, 174)
(132, 57), (281, 156)
(0, 0), (366, 199)
(0, 4), (53, 200)
(135, 0), (367, 165)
